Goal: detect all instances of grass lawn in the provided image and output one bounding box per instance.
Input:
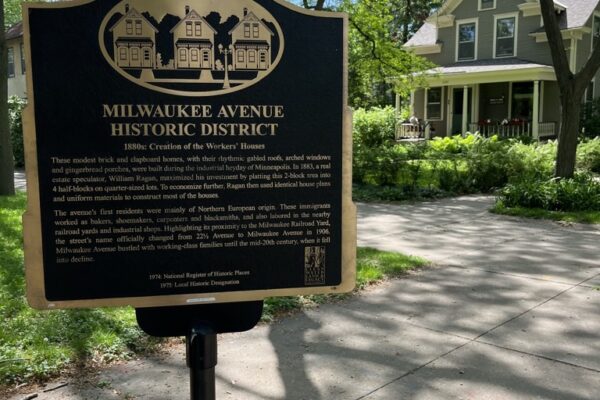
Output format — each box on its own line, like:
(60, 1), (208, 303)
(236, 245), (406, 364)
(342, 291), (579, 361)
(0, 193), (429, 387)
(491, 202), (600, 224)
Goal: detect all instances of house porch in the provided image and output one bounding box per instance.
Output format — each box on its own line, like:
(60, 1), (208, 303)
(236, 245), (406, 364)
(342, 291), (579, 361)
(396, 61), (559, 140)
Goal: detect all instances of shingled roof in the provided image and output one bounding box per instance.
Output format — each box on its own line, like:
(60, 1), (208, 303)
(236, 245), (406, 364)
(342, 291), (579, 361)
(5, 22), (23, 40)
(405, 0), (600, 48)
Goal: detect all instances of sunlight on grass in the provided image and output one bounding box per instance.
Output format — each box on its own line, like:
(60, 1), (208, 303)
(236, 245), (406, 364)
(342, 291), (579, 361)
(0, 193), (160, 386)
(491, 202), (600, 224)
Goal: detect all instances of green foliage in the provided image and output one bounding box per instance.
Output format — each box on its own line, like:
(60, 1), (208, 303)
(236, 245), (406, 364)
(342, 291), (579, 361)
(498, 174), (600, 212)
(491, 203), (600, 224)
(353, 106), (396, 148)
(8, 96), (26, 168)
(351, 126), (600, 203)
(581, 98), (600, 138)
(339, 0), (436, 108)
(0, 193), (160, 385)
(577, 138), (600, 173)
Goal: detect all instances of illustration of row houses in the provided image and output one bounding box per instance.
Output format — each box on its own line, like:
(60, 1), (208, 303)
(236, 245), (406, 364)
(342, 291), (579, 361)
(109, 4), (157, 69)
(229, 8), (273, 71)
(170, 6), (216, 70)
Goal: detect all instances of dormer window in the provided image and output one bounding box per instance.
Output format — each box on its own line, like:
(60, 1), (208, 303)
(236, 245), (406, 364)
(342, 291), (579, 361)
(494, 13), (518, 58)
(456, 19), (477, 62)
(479, 0), (495, 11)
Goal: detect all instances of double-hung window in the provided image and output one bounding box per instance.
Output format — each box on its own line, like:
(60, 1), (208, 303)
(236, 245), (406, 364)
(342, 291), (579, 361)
(495, 14), (517, 58)
(456, 19), (477, 62)
(426, 87), (443, 120)
(7, 47), (15, 78)
(479, 0), (495, 11)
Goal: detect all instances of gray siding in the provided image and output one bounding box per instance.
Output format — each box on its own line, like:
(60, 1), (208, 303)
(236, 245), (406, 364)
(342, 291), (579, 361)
(426, 0), (568, 66)
(542, 81), (560, 123)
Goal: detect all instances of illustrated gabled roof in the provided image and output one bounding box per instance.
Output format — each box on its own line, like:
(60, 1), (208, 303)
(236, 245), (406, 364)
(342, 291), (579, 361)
(406, 0), (600, 48)
(169, 9), (217, 34)
(109, 7), (158, 32)
(228, 11), (274, 36)
(5, 22), (23, 40)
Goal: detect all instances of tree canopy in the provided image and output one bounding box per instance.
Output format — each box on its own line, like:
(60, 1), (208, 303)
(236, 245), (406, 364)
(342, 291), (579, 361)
(296, 0), (439, 108)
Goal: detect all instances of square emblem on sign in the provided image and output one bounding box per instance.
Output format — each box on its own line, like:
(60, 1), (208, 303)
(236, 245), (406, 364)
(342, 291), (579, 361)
(304, 246), (326, 285)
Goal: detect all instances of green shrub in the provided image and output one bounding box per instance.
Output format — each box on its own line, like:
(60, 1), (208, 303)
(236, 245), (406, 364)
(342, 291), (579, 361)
(8, 96), (27, 167)
(498, 174), (600, 212)
(577, 138), (600, 173)
(581, 98), (600, 138)
(353, 106), (396, 148)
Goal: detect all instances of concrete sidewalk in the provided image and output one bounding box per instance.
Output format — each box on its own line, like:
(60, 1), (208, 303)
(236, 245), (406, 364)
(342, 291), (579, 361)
(9, 196), (600, 399)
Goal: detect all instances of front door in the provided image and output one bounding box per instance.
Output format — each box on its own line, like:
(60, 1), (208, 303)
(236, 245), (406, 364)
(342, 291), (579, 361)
(451, 87), (472, 135)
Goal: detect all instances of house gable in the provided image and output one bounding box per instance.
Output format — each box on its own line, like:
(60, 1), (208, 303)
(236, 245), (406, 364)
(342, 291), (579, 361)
(229, 11), (274, 39)
(109, 7), (158, 38)
(407, 0), (600, 68)
(169, 9), (217, 37)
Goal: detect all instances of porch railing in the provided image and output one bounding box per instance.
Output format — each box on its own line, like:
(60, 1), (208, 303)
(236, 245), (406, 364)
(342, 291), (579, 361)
(396, 123), (423, 140)
(538, 122), (557, 138)
(468, 122), (531, 137)
(467, 121), (557, 139)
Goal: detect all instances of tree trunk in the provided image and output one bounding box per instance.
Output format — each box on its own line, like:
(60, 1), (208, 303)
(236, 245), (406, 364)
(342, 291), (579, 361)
(0, 2), (15, 196)
(555, 93), (581, 178)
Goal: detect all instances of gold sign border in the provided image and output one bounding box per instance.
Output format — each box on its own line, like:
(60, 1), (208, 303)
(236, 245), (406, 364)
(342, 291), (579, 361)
(22, 0), (355, 310)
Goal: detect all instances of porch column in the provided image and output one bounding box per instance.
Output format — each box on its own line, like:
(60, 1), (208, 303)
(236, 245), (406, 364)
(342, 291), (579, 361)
(410, 90), (416, 116)
(532, 80), (540, 140)
(462, 85), (469, 136)
(473, 84), (480, 129)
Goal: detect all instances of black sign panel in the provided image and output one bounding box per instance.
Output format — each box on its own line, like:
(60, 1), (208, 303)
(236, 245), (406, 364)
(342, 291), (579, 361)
(23, 0), (355, 308)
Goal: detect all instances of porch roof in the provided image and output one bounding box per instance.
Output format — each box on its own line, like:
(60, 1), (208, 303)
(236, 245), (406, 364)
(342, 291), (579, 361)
(422, 58), (556, 86)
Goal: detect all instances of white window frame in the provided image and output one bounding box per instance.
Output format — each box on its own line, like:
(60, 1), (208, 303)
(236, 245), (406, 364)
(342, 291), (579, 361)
(425, 87), (444, 121)
(478, 0), (496, 11)
(493, 12), (518, 59)
(455, 18), (478, 62)
(591, 11), (600, 52)
(586, 79), (595, 103)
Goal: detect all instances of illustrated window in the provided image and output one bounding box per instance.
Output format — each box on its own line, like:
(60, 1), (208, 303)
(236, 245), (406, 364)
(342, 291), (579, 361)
(131, 47), (139, 61)
(119, 47), (127, 61)
(195, 22), (202, 36)
(237, 50), (245, 62)
(426, 87), (443, 120)
(495, 16), (516, 58)
(252, 23), (259, 38)
(191, 49), (198, 61)
(457, 21), (476, 61)
(179, 48), (187, 61)
(7, 47), (15, 78)
(244, 23), (250, 38)
(248, 50), (256, 63)
(135, 20), (142, 35)
(126, 20), (132, 35)
(186, 22), (193, 36)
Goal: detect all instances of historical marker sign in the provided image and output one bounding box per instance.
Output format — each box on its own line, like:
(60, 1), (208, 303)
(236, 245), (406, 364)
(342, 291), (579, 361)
(23, 0), (355, 309)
